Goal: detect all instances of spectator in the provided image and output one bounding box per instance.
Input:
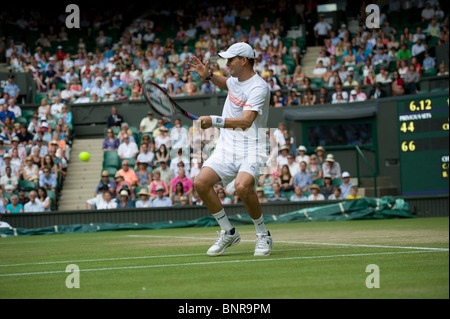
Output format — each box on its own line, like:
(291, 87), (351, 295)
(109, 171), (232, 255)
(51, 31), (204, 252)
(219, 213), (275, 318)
(96, 190), (118, 210)
(39, 165), (57, 192)
(6, 194), (23, 213)
(116, 160), (139, 188)
(290, 185), (308, 201)
(22, 156), (40, 189)
(0, 104), (16, 126)
(331, 84), (349, 103)
(322, 154), (341, 179)
(369, 83), (387, 99)
(437, 63), (449, 76)
(320, 175), (334, 199)
(136, 162), (152, 187)
(169, 168), (193, 196)
(328, 186), (344, 200)
(313, 15), (332, 46)
(215, 187), (231, 205)
(102, 129), (120, 152)
(136, 142), (155, 167)
(375, 66), (392, 84)
(346, 185), (362, 199)
(106, 107), (124, 129)
(277, 165), (294, 193)
(117, 134), (139, 159)
(135, 188), (152, 208)
(139, 111), (158, 136)
(295, 145), (310, 165)
(3, 74), (20, 100)
(154, 126), (171, 149)
(0, 166), (18, 194)
(308, 184), (325, 201)
(391, 71), (405, 96)
(268, 182), (288, 202)
(8, 98), (21, 118)
(340, 171), (356, 198)
(404, 64), (420, 94)
(24, 190), (44, 213)
(411, 39), (426, 57)
(422, 51), (436, 71)
(151, 185), (173, 207)
(155, 159), (174, 186)
(95, 170), (116, 197)
(116, 189), (134, 208)
(293, 161), (313, 192)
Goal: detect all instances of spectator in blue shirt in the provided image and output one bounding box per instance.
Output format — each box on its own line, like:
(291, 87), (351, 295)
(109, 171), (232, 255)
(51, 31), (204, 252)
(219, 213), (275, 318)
(3, 75), (20, 100)
(293, 161), (313, 192)
(0, 104), (16, 125)
(339, 171), (356, 198)
(39, 165), (57, 192)
(201, 81), (215, 95)
(422, 51), (436, 70)
(152, 185), (173, 207)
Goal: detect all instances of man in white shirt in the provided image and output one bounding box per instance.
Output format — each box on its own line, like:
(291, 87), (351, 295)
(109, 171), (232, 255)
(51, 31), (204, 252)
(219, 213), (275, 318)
(50, 96), (64, 117)
(188, 42), (273, 257)
(139, 111), (159, 134)
(313, 16), (332, 45)
(24, 191), (44, 213)
(117, 134), (139, 159)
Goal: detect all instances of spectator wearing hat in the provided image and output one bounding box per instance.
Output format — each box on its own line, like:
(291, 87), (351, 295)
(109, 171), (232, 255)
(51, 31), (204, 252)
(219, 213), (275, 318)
(314, 146), (326, 166)
(113, 172), (133, 199)
(295, 145), (310, 166)
(322, 154), (341, 179)
(308, 184), (325, 201)
(151, 185), (173, 207)
(154, 126), (171, 150)
(95, 170), (116, 197)
(349, 89), (366, 102)
(3, 75), (20, 100)
(256, 187), (268, 203)
(340, 171), (356, 198)
(135, 188), (152, 208)
(277, 145), (290, 168)
(116, 189), (134, 208)
(102, 91), (114, 102)
(1, 154), (20, 178)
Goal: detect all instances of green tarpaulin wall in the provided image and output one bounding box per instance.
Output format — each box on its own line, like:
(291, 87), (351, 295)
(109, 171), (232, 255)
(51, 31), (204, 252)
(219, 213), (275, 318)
(0, 197), (414, 237)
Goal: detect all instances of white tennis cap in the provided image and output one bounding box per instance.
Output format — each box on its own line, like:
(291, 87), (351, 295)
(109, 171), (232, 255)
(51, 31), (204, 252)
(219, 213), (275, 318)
(218, 42), (255, 59)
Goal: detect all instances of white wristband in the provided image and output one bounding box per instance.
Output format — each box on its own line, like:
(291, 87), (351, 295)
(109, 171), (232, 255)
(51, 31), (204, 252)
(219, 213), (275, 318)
(210, 116), (225, 128)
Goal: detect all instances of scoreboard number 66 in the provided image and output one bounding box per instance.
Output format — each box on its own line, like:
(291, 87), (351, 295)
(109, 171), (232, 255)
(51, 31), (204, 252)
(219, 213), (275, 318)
(401, 140), (416, 152)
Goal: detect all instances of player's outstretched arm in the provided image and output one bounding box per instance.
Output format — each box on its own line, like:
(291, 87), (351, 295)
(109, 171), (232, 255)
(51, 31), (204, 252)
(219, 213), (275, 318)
(188, 56), (228, 91)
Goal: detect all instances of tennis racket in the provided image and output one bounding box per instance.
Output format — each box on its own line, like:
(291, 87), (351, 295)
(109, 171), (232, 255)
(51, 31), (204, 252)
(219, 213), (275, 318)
(142, 81), (198, 120)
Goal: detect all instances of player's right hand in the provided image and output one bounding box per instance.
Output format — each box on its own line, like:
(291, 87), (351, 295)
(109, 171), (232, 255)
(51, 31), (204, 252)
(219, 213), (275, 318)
(198, 116), (212, 129)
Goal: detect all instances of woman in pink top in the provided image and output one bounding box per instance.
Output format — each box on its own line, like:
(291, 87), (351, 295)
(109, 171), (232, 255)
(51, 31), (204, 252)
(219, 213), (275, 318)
(148, 169), (168, 199)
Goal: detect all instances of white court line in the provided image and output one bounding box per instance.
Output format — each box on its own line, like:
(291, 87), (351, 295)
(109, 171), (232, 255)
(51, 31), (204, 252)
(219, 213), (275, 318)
(0, 250), (440, 277)
(127, 234), (450, 252)
(0, 248), (312, 268)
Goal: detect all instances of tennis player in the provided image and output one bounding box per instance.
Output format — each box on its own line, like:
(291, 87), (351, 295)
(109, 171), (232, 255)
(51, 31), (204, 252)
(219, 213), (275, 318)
(188, 42), (273, 256)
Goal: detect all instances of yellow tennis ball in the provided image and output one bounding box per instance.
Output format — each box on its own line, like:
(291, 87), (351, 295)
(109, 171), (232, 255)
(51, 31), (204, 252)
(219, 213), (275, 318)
(79, 152), (90, 162)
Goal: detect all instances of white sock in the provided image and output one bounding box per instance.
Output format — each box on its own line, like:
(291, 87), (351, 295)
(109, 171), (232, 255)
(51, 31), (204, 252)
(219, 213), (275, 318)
(252, 215), (268, 235)
(212, 209), (233, 232)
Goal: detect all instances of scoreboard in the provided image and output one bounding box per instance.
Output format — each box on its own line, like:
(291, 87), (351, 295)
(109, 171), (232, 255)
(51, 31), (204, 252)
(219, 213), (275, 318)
(397, 94), (449, 196)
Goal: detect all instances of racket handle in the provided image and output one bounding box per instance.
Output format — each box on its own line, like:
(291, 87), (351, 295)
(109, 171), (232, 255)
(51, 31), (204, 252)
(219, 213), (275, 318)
(188, 113), (199, 120)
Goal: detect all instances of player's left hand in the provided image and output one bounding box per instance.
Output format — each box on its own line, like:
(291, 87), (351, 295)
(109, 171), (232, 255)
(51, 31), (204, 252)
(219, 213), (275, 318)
(198, 116), (212, 129)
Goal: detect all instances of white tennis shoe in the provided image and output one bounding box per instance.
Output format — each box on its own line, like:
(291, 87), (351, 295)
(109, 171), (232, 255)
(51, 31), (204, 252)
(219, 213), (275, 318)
(207, 228), (241, 256)
(254, 231), (273, 256)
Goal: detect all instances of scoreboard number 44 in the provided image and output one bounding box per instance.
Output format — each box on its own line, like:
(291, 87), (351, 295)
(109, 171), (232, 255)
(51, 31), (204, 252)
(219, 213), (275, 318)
(400, 121), (415, 133)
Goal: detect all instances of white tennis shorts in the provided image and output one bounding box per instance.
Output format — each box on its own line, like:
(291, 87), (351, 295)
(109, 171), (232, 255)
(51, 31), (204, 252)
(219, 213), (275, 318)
(203, 152), (266, 189)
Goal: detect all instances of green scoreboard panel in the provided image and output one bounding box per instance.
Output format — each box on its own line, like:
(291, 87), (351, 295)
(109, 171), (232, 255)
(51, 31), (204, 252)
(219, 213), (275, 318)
(397, 94), (449, 196)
